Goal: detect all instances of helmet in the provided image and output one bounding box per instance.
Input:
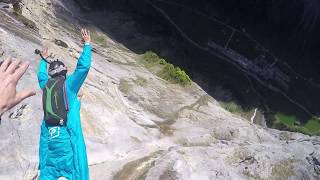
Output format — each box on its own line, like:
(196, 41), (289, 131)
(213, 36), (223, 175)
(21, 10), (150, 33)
(48, 60), (67, 77)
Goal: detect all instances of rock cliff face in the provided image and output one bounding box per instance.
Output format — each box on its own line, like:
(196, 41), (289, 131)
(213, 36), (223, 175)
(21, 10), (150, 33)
(0, 0), (319, 180)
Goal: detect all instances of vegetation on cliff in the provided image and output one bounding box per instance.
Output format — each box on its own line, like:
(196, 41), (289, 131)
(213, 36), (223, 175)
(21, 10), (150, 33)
(139, 51), (191, 86)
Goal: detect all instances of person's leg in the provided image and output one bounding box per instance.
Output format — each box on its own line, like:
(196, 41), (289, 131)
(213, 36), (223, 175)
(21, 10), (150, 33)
(46, 127), (74, 179)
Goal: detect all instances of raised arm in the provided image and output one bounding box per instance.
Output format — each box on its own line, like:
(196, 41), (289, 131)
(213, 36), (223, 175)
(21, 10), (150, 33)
(37, 59), (49, 89)
(67, 29), (91, 94)
(37, 47), (49, 89)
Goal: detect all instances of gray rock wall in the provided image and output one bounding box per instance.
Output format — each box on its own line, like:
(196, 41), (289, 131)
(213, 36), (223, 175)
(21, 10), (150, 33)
(0, 0), (319, 179)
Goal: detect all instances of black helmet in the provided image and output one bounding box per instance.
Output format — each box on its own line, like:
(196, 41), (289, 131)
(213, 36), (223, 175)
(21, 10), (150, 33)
(48, 60), (67, 77)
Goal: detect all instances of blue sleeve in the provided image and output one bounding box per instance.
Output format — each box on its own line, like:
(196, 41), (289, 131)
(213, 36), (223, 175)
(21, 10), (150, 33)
(68, 101), (89, 180)
(37, 59), (49, 89)
(39, 120), (48, 171)
(67, 44), (91, 94)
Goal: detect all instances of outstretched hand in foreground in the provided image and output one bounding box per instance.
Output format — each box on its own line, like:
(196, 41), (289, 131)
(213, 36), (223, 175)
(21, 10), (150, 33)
(0, 57), (36, 115)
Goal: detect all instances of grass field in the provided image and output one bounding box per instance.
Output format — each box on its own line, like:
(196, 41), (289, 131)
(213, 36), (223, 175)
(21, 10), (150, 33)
(274, 113), (320, 135)
(275, 113), (297, 126)
(304, 118), (320, 133)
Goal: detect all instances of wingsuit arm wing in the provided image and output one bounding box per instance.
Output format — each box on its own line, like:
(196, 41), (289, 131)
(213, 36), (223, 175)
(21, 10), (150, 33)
(39, 120), (48, 172)
(68, 43), (91, 94)
(37, 58), (49, 89)
(66, 43), (91, 180)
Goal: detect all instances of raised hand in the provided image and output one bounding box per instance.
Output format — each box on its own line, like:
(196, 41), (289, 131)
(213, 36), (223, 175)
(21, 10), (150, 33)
(81, 28), (91, 43)
(41, 47), (49, 59)
(0, 57), (36, 115)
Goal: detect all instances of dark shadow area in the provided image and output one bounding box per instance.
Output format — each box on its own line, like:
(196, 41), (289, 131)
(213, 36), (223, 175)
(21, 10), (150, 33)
(66, 0), (320, 127)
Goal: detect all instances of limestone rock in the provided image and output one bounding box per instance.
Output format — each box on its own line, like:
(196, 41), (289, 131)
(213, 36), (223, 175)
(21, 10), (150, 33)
(0, 0), (319, 180)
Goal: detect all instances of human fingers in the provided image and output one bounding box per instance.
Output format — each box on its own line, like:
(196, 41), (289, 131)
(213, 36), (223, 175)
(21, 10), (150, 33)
(5, 59), (20, 75)
(0, 58), (12, 72)
(42, 47), (48, 54)
(81, 28), (85, 37)
(12, 61), (29, 82)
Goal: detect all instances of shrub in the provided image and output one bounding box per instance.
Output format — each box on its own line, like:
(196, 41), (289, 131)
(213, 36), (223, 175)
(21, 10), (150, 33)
(158, 63), (174, 79)
(142, 51), (160, 63)
(220, 101), (250, 116)
(159, 58), (166, 65)
(158, 64), (191, 86)
(140, 51), (191, 86)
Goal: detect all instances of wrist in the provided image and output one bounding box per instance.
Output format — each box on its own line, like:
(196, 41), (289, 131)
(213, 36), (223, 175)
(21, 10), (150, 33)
(0, 106), (5, 115)
(0, 108), (4, 117)
(0, 103), (8, 114)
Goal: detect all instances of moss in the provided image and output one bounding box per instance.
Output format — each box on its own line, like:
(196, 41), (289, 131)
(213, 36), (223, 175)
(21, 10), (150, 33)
(132, 76), (147, 86)
(119, 79), (131, 94)
(158, 123), (174, 136)
(113, 151), (164, 180)
(159, 169), (178, 180)
(242, 169), (260, 180)
(269, 159), (295, 180)
(91, 31), (107, 46)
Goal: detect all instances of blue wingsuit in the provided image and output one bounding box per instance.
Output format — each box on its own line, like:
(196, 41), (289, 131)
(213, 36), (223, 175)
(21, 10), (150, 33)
(37, 43), (91, 180)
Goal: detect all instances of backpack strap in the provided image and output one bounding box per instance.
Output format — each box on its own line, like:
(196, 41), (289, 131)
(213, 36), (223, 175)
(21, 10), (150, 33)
(63, 82), (69, 112)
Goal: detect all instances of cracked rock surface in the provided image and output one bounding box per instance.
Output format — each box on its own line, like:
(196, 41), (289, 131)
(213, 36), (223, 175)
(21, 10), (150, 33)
(0, 0), (319, 179)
